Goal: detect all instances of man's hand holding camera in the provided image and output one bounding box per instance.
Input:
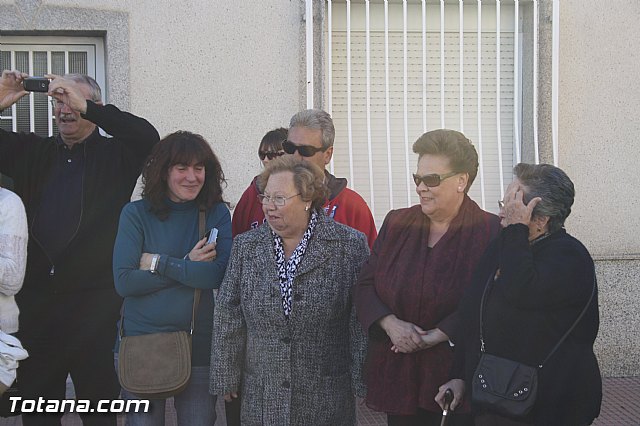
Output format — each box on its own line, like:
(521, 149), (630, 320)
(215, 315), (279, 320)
(0, 70), (29, 111)
(0, 71), (92, 114)
(46, 74), (91, 114)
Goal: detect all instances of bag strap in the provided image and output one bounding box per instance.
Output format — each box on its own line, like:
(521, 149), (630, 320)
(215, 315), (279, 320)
(118, 207), (207, 338)
(189, 207), (206, 334)
(540, 272), (596, 366)
(479, 266), (597, 368)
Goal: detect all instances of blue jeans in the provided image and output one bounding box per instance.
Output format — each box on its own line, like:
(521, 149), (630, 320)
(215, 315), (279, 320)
(120, 365), (217, 426)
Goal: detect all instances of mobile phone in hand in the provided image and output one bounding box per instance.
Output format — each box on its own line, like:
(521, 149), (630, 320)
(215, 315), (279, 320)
(204, 228), (218, 245)
(23, 77), (50, 92)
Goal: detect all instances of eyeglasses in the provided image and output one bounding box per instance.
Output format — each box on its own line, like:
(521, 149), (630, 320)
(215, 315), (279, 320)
(282, 140), (327, 157)
(257, 193), (301, 206)
(258, 151), (285, 161)
(49, 99), (64, 109)
(412, 171), (459, 188)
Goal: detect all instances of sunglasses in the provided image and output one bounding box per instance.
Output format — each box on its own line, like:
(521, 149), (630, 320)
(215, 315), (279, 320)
(282, 140), (327, 157)
(258, 151), (284, 161)
(412, 171), (459, 187)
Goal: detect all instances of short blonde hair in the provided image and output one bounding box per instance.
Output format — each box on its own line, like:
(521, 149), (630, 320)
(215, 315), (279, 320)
(258, 156), (328, 211)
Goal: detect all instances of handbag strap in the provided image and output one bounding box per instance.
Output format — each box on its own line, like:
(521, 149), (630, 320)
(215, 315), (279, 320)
(189, 207), (206, 333)
(479, 265), (596, 368)
(118, 207), (207, 338)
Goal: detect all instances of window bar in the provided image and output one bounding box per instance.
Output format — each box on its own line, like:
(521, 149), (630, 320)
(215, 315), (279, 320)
(459, 0), (464, 133)
(477, 0), (486, 209)
(28, 51), (35, 134)
(403, 0), (411, 206)
(346, 0), (355, 187)
(327, 0), (335, 175)
(552, 0), (559, 166)
(306, 0), (314, 109)
(47, 50), (53, 137)
(513, 0), (521, 163)
(533, 0), (539, 164)
(11, 51), (17, 132)
(422, 0), (427, 133)
(496, 0), (504, 200)
(384, 0), (394, 210)
(365, 0), (375, 216)
(440, 0), (446, 129)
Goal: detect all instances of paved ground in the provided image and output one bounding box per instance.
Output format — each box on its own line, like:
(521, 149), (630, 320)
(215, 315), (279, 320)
(1, 376), (638, 425)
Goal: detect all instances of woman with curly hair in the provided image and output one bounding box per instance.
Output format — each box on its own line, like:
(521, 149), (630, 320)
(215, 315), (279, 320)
(113, 130), (231, 425)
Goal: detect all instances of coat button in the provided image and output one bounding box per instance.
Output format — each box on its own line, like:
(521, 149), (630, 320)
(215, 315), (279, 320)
(282, 337), (291, 344)
(282, 380), (290, 389)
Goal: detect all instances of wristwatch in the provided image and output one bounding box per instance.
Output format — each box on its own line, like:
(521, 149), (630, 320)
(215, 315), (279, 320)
(149, 254), (160, 274)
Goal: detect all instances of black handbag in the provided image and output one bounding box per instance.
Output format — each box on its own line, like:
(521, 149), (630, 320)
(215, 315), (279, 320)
(471, 269), (596, 418)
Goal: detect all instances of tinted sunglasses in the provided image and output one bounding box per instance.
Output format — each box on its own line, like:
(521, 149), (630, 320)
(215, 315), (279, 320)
(258, 151), (284, 161)
(412, 171), (459, 187)
(282, 140), (327, 157)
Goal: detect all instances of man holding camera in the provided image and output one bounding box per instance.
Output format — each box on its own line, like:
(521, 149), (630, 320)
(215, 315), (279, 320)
(0, 70), (159, 425)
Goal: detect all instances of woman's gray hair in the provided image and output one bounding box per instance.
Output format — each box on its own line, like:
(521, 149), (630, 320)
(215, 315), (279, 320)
(64, 74), (102, 102)
(289, 109), (335, 150)
(513, 163), (575, 233)
(257, 156), (329, 212)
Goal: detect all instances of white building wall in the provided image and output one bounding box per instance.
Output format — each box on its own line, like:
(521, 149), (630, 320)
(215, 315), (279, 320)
(559, 0), (640, 376)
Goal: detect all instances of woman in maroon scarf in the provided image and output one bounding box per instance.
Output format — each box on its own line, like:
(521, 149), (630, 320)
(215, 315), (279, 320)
(355, 129), (500, 426)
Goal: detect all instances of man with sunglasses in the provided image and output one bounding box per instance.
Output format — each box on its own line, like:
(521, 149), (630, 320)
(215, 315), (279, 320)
(283, 109), (377, 249)
(232, 112), (377, 248)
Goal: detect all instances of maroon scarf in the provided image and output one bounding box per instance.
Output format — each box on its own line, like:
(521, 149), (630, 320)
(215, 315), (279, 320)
(365, 195), (499, 415)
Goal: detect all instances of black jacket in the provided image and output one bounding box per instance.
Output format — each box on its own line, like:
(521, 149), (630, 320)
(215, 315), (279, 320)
(452, 224), (602, 426)
(0, 101), (159, 327)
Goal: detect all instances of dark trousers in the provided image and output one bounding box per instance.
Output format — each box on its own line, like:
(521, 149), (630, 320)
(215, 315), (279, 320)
(16, 290), (121, 426)
(387, 407), (473, 426)
(225, 397), (241, 426)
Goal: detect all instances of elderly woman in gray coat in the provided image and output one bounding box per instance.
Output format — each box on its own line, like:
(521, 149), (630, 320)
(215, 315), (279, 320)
(210, 156), (369, 426)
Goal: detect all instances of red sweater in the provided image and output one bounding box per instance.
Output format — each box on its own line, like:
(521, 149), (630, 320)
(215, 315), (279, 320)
(232, 173), (377, 249)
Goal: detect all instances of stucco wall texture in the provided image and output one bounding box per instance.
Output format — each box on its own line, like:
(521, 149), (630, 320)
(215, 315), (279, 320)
(559, 0), (640, 376)
(559, 0), (640, 257)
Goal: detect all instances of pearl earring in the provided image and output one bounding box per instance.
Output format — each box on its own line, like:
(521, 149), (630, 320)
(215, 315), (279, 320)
(305, 205), (310, 211)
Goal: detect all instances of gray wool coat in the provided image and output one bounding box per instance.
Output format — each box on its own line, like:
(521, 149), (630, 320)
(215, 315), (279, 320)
(210, 214), (369, 426)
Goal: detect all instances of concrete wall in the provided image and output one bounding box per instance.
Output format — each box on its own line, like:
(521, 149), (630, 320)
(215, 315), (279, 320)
(559, 0), (640, 256)
(0, 0), (306, 203)
(559, 0), (640, 375)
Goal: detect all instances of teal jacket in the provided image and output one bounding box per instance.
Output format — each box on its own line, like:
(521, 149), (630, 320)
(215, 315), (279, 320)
(113, 198), (231, 365)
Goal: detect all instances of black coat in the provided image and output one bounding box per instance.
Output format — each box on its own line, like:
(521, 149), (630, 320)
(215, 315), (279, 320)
(452, 224), (602, 426)
(0, 100), (159, 337)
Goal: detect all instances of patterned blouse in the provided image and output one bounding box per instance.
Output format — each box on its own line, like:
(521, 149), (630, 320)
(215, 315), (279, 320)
(271, 211), (319, 318)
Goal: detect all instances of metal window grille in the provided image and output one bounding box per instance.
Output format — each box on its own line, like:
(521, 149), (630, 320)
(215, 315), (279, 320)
(0, 37), (104, 138)
(321, 0), (541, 226)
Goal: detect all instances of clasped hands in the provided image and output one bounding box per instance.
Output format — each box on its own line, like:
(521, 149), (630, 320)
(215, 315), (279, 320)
(378, 314), (448, 354)
(138, 236), (217, 271)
